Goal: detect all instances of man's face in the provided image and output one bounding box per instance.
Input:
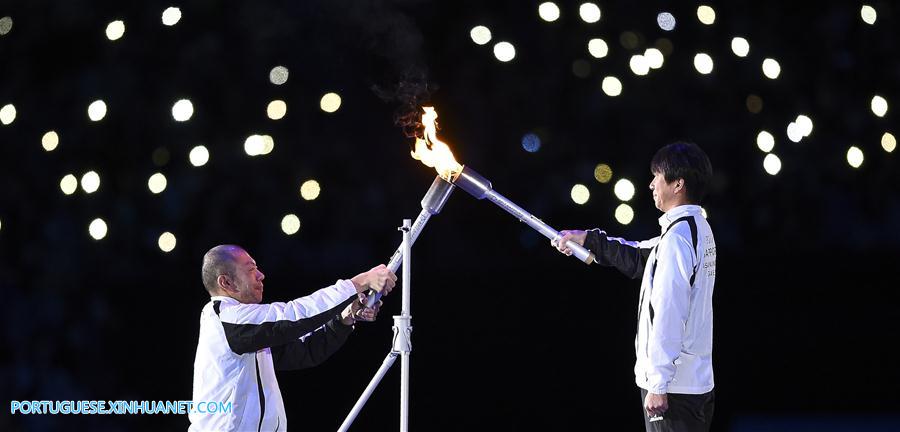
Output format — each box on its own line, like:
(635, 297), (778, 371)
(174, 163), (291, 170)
(649, 171), (679, 212)
(228, 249), (266, 304)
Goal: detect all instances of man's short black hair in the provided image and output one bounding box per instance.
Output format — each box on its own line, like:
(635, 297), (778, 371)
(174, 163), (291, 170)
(650, 141), (713, 204)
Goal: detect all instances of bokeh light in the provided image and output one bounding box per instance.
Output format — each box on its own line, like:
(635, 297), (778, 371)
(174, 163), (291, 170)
(158, 232), (177, 252)
(281, 214), (301, 235)
(871, 95), (888, 117)
(762, 58), (781, 79)
(795, 115), (813, 137)
(493, 42), (516, 62)
(763, 154), (782, 175)
(153, 147), (170, 167)
(89, 218), (108, 240)
(259, 135), (274, 155)
(244, 135), (265, 156)
(538, 3), (560, 22)
(615, 203), (634, 225)
(88, 100), (107, 121)
(693, 53), (714, 74)
(267, 100), (287, 120)
(60, 174), (78, 195)
(470, 26), (491, 45)
(81, 171), (101, 193)
(269, 66), (289, 85)
(861, 5), (877, 25)
(320, 92), (342, 113)
(629, 55), (650, 76)
(106, 20), (125, 41)
(756, 131), (775, 152)
(697, 5), (716, 25)
(571, 184), (590, 205)
(746, 94), (763, 113)
(786, 122), (803, 143)
(522, 133), (541, 152)
(594, 164), (612, 183)
(601, 76), (622, 96)
(0, 16), (12, 35)
(579, 3), (601, 23)
(162, 7), (182, 26)
(42, 131), (59, 151)
(655, 38), (673, 56)
(189, 145), (210, 166)
(588, 38), (608, 58)
(847, 146), (864, 168)
(0, 104), (16, 125)
(171, 99), (193, 122)
(620, 32), (639, 50)
(656, 12), (676, 31)
(148, 173), (167, 194)
(614, 178), (635, 201)
(300, 180), (321, 200)
(882, 132), (896, 153)
(572, 59), (591, 78)
(731, 37), (749, 57)
(644, 48), (664, 69)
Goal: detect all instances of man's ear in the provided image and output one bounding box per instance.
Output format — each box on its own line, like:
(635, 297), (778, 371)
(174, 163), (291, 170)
(675, 178), (685, 194)
(217, 274), (234, 293)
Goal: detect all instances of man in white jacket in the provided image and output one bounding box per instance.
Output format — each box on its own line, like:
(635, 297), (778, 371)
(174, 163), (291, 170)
(556, 142), (716, 432)
(189, 244), (396, 432)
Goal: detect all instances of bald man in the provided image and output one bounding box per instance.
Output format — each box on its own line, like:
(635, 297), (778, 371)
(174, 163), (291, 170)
(189, 245), (396, 432)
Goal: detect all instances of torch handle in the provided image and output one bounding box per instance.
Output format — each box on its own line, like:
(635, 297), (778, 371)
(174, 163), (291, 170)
(364, 176), (455, 309)
(482, 189), (595, 264)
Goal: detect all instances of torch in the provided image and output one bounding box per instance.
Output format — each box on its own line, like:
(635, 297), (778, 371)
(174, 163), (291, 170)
(366, 106), (595, 307)
(364, 175), (454, 308)
(449, 166), (596, 264)
(411, 107), (595, 263)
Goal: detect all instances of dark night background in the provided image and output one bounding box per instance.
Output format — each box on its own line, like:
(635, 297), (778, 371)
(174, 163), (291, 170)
(2, 0), (899, 431)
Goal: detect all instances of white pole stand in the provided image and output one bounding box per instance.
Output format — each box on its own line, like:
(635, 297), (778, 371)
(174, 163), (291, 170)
(338, 219), (413, 432)
(394, 314), (412, 432)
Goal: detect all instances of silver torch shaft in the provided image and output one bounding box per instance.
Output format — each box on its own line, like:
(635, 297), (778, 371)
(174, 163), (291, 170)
(364, 176), (455, 308)
(451, 165), (596, 264)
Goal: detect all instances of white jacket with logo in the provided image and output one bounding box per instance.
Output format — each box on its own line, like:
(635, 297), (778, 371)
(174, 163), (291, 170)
(584, 204), (716, 394)
(189, 280), (357, 431)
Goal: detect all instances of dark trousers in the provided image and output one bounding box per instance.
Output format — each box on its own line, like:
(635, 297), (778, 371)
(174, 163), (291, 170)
(640, 388), (715, 432)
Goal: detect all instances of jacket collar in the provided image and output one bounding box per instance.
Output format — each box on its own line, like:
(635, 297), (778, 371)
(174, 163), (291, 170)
(210, 295), (239, 305)
(658, 204), (703, 232)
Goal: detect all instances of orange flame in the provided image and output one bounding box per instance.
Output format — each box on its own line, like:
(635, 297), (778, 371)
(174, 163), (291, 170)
(410, 106), (462, 181)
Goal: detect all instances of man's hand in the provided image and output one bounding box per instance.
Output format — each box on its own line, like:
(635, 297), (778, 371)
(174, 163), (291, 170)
(350, 264), (397, 295)
(644, 392), (668, 418)
(552, 230), (587, 256)
(340, 292), (382, 325)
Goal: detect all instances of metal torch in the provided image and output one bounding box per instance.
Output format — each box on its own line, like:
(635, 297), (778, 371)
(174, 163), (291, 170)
(364, 175), (455, 308)
(450, 165), (596, 264)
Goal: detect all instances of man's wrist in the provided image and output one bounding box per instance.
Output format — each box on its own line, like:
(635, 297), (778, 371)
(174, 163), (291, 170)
(338, 311), (356, 326)
(350, 275), (366, 293)
(648, 386), (668, 395)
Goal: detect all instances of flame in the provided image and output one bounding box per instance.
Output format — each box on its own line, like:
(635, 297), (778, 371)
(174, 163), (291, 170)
(410, 106), (463, 181)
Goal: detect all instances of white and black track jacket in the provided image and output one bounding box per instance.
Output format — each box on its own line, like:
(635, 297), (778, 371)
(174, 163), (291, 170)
(584, 205), (716, 394)
(189, 280), (358, 432)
